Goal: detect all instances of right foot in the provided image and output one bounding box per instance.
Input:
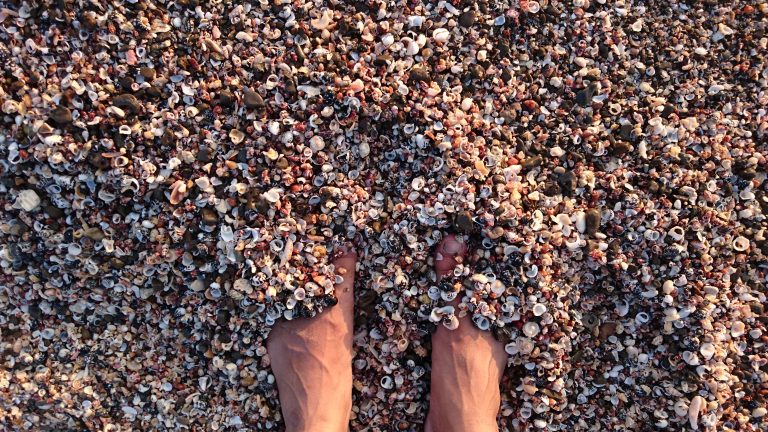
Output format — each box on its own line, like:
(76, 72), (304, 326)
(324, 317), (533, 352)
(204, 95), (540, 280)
(425, 236), (507, 432)
(266, 248), (357, 432)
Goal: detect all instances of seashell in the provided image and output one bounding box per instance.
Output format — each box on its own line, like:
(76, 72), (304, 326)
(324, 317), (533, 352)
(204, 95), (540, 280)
(169, 180), (187, 205)
(523, 321), (540, 338)
(293, 287), (306, 301)
(432, 28), (450, 43)
(667, 226), (685, 242)
(220, 225), (234, 242)
(699, 342), (715, 360)
(688, 395), (705, 430)
(682, 351), (700, 366)
(380, 375), (394, 390)
(753, 407), (767, 418)
(443, 314), (460, 330)
(532, 303), (546, 317)
(574, 211), (586, 233)
(270, 239), (284, 253)
(235, 31), (253, 42)
(15, 190), (41, 211)
(118, 125), (132, 135)
(440, 291), (457, 302)
(67, 243), (82, 256)
(229, 129), (245, 144)
(98, 189), (116, 203)
(262, 188), (282, 203)
(526, 1), (541, 13)
(309, 135), (325, 151)
(635, 312), (650, 325)
(525, 265), (538, 278)
(732, 236), (749, 252)
(731, 321), (745, 338)
(472, 314), (490, 330)
(427, 286), (441, 300)
(310, 9), (334, 30)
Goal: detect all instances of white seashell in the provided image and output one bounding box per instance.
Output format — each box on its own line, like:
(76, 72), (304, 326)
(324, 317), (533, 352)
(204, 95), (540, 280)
(293, 287), (306, 301)
(268, 121), (280, 135)
(616, 300), (629, 316)
(682, 351), (700, 366)
(235, 31), (253, 42)
(408, 15), (425, 27)
(309, 135), (325, 151)
(525, 265), (538, 278)
(517, 337), (534, 354)
(229, 129), (245, 144)
(731, 321), (745, 338)
(405, 39), (420, 56)
(68, 243), (82, 256)
(688, 395), (705, 430)
(381, 33), (394, 47)
(574, 211), (586, 233)
(358, 142), (370, 158)
(98, 189), (116, 203)
(635, 312), (650, 325)
(532, 303), (547, 317)
(310, 9), (334, 30)
(460, 97), (473, 112)
(15, 190), (41, 211)
(753, 407), (767, 418)
(262, 188), (282, 203)
(526, 1), (541, 13)
(432, 28), (450, 43)
(699, 342), (715, 360)
(523, 321), (540, 338)
(220, 225), (234, 242)
(732, 236), (749, 252)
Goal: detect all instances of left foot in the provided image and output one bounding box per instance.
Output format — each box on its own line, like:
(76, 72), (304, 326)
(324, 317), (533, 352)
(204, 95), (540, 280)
(266, 249), (357, 432)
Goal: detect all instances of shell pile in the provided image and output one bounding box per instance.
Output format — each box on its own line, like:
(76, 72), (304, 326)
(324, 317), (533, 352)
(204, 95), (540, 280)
(1, 1), (766, 431)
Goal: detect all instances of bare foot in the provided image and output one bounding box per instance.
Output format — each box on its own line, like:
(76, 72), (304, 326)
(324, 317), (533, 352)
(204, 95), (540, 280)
(425, 236), (507, 432)
(266, 249), (356, 432)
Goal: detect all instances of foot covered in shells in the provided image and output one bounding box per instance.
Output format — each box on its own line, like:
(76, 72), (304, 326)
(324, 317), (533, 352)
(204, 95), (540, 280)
(266, 248), (357, 432)
(425, 235), (507, 432)
(267, 237), (506, 431)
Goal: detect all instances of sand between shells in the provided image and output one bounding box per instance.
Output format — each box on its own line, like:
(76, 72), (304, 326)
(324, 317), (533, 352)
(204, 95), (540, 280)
(1, 0), (767, 431)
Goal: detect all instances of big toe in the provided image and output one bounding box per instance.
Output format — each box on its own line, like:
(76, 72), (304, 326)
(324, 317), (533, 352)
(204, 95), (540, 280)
(435, 235), (467, 278)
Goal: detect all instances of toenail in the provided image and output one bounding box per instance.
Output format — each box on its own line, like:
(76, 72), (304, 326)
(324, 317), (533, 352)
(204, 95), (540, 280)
(442, 240), (463, 255)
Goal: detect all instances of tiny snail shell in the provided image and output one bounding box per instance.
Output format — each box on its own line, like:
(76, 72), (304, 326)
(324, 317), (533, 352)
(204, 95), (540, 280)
(270, 239), (284, 253)
(635, 312), (650, 325)
(380, 375), (394, 390)
(472, 314), (491, 331)
(293, 287), (306, 301)
(443, 315), (460, 330)
(732, 236), (749, 252)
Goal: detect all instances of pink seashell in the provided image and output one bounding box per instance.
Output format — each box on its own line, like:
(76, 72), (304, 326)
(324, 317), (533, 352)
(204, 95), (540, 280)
(125, 49), (137, 65)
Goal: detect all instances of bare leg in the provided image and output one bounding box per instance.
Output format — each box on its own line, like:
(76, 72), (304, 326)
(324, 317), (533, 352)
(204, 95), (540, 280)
(425, 236), (507, 432)
(266, 250), (356, 432)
